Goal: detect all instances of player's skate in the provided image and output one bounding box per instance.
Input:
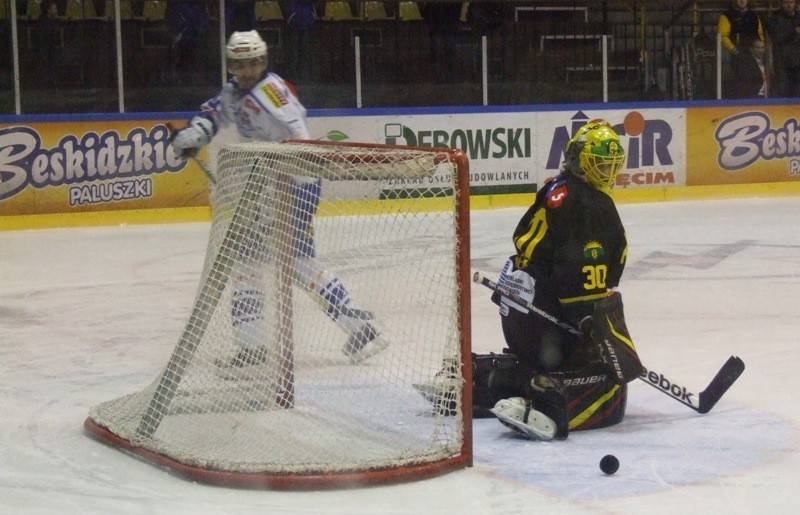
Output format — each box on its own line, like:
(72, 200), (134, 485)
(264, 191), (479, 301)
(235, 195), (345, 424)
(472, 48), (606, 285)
(343, 322), (389, 363)
(214, 345), (270, 380)
(413, 356), (460, 416)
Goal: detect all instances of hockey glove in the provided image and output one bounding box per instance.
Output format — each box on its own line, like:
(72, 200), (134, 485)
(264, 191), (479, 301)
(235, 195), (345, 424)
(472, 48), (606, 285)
(494, 258), (536, 316)
(171, 117), (214, 160)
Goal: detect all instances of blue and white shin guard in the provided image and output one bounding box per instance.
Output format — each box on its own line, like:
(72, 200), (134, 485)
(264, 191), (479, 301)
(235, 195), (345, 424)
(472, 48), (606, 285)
(293, 257), (368, 335)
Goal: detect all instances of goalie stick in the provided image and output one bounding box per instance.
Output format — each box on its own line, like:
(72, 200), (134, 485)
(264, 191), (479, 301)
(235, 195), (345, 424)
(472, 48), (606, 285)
(473, 271), (745, 414)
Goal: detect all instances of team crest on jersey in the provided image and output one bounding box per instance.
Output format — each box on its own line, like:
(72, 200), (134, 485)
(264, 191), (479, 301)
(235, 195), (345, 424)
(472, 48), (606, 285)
(262, 83), (288, 107)
(546, 184), (568, 208)
(583, 240), (606, 260)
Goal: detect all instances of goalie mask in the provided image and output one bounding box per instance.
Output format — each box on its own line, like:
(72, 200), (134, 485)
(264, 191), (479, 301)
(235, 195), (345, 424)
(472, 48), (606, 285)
(564, 120), (626, 191)
(226, 30), (268, 91)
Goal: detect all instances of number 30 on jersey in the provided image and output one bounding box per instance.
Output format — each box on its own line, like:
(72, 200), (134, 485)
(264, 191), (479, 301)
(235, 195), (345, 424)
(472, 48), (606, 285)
(582, 264), (607, 290)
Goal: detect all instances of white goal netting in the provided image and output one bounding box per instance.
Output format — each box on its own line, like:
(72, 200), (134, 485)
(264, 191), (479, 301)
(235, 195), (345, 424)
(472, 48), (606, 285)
(85, 141), (472, 488)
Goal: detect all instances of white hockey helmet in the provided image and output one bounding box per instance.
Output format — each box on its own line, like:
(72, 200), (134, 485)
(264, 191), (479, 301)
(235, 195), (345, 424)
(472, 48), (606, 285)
(226, 30), (268, 62)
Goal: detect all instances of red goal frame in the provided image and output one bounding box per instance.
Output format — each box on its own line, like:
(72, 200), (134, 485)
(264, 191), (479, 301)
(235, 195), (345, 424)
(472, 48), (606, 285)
(85, 141), (473, 489)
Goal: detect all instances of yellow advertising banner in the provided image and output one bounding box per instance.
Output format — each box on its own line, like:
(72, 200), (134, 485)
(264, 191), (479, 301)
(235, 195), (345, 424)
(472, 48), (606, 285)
(0, 120), (209, 216)
(686, 105), (800, 185)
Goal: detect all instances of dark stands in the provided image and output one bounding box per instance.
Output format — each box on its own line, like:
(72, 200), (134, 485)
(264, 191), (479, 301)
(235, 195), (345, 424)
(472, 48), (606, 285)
(1, 1), (780, 114)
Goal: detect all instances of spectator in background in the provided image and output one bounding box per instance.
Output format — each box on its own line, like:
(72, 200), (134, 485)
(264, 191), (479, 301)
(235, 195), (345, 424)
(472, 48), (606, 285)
(718, 0), (764, 61)
(766, 0), (800, 97)
(644, 82), (666, 101)
(285, 0), (315, 82)
(91, 0), (105, 18)
(731, 35), (768, 98)
(226, 0), (256, 39)
(165, 1), (210, 79)
(467, 1), (504, 81)
(131, 0), (144, 17)
(36, 0), (61, 83)
(421, 0), (462, 81)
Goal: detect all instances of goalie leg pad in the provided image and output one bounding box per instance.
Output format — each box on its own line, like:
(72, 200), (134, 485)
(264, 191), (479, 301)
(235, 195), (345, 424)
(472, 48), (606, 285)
(591, 291), (644, 384)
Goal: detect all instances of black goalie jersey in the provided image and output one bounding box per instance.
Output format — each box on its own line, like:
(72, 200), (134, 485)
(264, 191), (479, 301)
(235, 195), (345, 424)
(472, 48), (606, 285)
(505, 172), (629, 431)
(512, 172), (627, 327)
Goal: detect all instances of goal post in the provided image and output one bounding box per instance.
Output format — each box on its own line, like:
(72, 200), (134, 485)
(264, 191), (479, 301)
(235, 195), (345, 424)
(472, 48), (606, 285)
(84, 140), (473, 489)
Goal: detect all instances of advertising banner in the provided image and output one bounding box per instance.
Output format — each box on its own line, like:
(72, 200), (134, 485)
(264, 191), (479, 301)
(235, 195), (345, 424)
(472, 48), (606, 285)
(531, 107), (686, 189)
(310, 106), (687, 199)
(686, 105), (800, 185)
(0, 120), (209, 216)
(0, 104), (706, 219)
(310, 112), (537, 197)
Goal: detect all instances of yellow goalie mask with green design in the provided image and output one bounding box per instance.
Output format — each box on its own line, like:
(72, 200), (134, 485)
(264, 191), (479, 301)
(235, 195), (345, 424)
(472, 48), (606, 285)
(564, 120), (626, 191)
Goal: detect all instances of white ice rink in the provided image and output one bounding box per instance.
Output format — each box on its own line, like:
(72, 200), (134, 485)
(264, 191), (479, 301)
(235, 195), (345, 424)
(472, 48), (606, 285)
(2, 196), (799, 514)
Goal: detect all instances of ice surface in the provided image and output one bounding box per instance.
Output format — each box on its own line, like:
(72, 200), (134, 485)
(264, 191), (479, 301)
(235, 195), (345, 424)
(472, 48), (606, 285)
(2, 196), (799, 514)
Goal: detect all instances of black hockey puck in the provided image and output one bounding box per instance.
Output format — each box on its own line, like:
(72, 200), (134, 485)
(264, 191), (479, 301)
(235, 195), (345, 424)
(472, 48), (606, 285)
(600, 454), (619, 475)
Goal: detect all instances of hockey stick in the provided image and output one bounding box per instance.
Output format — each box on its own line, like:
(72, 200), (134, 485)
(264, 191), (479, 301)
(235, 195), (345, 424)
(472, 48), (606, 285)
(296, 280), (375, 321)
(639, 357), (745, 414)
(326, 303), (374, 321)
(473, 271), (745, 414)
(165, 122), (218, 184)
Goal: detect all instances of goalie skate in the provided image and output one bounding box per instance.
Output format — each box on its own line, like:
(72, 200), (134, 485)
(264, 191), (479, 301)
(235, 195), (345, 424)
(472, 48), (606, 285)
(343, 323), (389, 363)
(490, 397), (558, 441)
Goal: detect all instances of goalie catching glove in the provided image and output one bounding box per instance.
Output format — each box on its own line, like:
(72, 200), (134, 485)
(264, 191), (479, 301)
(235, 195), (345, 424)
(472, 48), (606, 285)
(171, 116), (215, 160)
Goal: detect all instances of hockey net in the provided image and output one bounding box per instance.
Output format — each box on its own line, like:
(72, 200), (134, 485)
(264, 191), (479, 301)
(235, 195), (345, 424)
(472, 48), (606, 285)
(85, 140), (472, 489)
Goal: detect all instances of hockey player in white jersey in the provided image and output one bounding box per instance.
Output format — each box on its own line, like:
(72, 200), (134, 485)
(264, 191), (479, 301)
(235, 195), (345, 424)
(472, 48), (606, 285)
(171, 30), (386, 369)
